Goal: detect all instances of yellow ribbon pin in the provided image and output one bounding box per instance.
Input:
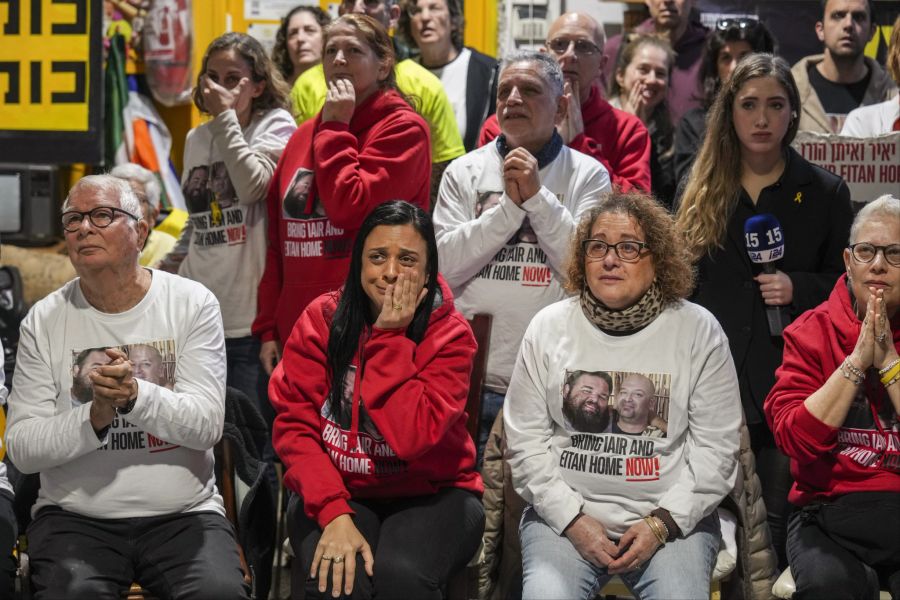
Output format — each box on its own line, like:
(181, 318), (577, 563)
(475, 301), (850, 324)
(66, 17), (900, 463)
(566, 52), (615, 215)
(793, 192), (802, 203)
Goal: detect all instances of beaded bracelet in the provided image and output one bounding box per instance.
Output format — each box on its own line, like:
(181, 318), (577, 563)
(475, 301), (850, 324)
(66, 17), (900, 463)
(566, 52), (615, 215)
(880, 358), (900, 376)
(885, 372), (900, 389)
(840, 358), (864, 385)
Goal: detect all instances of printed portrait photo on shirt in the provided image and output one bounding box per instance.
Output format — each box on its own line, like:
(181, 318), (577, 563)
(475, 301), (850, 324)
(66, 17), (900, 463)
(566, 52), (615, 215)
(208, 161), (236, 210)
(183, 165), (213, 213)
(475, 190), (537, 244)
(320, 365), (383, 441)
(282, 168), (325, 220)
(561, 369), (670, 437)
(69, 340), (176, 408)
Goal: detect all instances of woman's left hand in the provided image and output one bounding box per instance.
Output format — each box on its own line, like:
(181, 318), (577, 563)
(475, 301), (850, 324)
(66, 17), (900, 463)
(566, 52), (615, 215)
(754, 270), (794, 306)
(322, 78), (356, 123)
(373, 272), (428, 330)
(872, 288), (899, 370)
(606, 518), (663, 575)
(201, 74), (251, 118)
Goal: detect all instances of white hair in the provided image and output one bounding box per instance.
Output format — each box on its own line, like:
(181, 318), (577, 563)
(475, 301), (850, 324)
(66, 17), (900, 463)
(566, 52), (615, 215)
(63, 175), (143, 225)
(849, 195), (900, 243)
(109, 163), (162, 210)
(500, 51), (565, 99)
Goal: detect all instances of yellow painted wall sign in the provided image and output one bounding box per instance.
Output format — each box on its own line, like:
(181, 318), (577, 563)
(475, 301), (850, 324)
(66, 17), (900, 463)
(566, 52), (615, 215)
(0, 0), (102, 163)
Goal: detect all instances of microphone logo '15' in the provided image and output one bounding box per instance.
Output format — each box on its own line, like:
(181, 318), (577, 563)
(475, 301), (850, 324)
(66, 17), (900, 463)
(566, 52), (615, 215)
(744, 226), (782, 249)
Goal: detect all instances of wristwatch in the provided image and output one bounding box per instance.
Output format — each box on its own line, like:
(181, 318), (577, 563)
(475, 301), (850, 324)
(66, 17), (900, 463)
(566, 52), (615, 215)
(117, 380), (138, 415)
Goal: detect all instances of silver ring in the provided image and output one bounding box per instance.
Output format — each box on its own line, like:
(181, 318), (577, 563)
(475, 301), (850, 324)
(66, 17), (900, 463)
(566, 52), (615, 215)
(322, 555), (333, 561)
(876, 333), (887, 343)
(333, 556), (345, 564)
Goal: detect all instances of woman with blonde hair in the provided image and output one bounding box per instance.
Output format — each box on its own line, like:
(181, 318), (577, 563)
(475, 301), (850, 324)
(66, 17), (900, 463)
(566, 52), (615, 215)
(675, 52), (853, 567)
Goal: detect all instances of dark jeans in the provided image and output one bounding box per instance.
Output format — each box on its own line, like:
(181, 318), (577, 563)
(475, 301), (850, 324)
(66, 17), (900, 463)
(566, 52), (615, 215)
(27, 508), (250, 600)
(289, 487), (485, 599)
(225, 336), (262, 413)
(749, 422), (793, 570)
(476, 390), (505, 470)
(787, 492), (900, 600)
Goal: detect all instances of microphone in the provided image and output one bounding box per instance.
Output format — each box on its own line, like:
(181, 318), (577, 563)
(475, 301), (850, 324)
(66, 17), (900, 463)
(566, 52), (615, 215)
(744, 214), (790, 336)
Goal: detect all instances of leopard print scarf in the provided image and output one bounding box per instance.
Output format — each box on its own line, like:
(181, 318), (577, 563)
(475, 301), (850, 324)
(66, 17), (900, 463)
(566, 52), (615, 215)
(579, 281), (665, 333)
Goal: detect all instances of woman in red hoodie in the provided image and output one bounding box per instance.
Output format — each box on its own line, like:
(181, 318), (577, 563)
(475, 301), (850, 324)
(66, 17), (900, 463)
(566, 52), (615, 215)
(253, 14), (432, 378)
(270, 201), (483, 598)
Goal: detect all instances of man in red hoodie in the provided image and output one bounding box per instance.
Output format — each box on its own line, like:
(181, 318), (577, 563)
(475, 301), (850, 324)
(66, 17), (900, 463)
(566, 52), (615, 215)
(479, 13), (651, 193)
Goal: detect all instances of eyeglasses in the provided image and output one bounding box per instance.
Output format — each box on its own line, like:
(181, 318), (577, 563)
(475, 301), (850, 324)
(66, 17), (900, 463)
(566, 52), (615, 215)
(61, 206), (139, 233)
(582, 239), (650, 262)
(716, 17), (759, 32)
(848, 243), (900, 267)
(545, 38), (602, 57)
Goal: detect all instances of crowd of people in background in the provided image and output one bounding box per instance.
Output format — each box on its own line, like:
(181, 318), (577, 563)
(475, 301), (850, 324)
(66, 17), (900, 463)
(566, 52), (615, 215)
(0, 0), (898, 598)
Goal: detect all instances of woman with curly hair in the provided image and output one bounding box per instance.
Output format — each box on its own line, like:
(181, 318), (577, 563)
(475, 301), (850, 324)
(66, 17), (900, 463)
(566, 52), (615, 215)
(505, 191), (742, 599)
(272, 5), (331, 89)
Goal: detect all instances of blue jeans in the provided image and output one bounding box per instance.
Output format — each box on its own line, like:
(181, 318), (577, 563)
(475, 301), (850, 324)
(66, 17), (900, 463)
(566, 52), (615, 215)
(520, 507), (720, 600)
(476, 390), (505, 469)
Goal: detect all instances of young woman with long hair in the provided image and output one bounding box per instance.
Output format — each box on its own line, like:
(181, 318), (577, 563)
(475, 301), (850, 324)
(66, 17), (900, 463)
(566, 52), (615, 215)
(675, 53), (853, 568)
(674, 18), (776, 183)
(270, 201), (483, 599)
(162, 32), (296, 411)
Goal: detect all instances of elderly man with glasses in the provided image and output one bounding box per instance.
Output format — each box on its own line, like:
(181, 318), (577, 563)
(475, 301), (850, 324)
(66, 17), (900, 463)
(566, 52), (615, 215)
(433, 51), (611, 466)
(6, 175), (249, 600)
(480, 12), (652, 193)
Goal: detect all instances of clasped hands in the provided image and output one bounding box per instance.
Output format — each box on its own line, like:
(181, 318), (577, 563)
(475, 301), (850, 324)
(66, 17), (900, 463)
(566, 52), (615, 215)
(565, 513), (662, 574)
(503, 148), (541, 206)
(850, 288), (898, 372)
(88, 347), (138, 431)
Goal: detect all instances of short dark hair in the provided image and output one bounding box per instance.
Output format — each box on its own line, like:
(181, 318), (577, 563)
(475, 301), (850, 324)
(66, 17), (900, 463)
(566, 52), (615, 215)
(73, 347), (108, 369)
(819, 0), (876, 25)
(565, 370), (613, 394)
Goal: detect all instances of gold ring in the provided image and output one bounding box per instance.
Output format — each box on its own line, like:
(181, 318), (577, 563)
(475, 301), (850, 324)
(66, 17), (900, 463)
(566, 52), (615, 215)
(322, 555), (333, 561)
(393, 304), (402, 310)
(333, 556), (345, 564)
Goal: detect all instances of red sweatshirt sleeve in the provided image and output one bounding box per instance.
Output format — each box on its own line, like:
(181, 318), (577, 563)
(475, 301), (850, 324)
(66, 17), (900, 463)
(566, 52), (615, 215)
(360, 317), (476, 462)
(765, 313), (840, 466)
(314, 117), (431, 230)
(571, 118), (651, 193)
(251, 168), (285, 343)
(478, 115), (500, 147)
(270, 299), (353, 527)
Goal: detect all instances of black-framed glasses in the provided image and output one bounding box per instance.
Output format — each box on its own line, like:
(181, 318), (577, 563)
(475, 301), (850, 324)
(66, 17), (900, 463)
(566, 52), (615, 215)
(716, 17), (759, 32)
(61, 206), (139, 233)
(545, 37), (601, 57)
(848, 243), (900, 267)
(582, 239), (650, 262)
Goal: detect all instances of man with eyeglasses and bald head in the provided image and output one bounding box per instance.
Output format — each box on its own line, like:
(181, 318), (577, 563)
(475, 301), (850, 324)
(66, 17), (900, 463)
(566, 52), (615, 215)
(290, 0), (464, 201)
(480, 13), (651, 194)
(6, 174), (249, 599)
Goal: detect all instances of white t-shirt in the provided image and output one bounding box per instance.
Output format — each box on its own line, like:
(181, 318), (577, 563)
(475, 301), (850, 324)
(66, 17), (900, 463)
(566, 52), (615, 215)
(504, 297), (742, 537)
(426, 48), (472, 145)
(6, 270), (227, 519)
(840, 97), (900, 137)
(433, 142), (611, 392)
